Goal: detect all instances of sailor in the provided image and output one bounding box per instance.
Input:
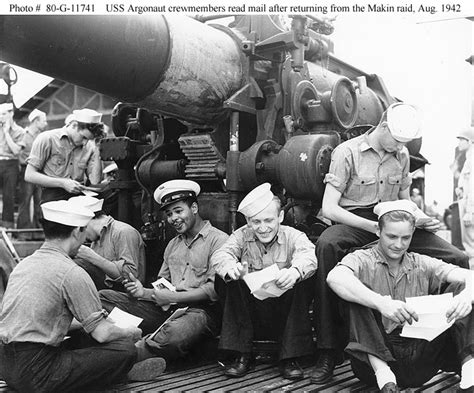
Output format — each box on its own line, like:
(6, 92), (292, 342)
(327, 199), (474, 392)
(0, 199), (165, 392)
(212, 183), (317, 380)
(25, 108), (104, 203)
(100, 179), (228, 364)
(69, 195), (146, 290)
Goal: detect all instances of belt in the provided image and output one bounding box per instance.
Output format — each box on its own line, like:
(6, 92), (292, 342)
(1, 341), (45, 351)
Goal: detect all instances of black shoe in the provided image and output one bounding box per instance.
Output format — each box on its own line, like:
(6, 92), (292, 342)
(380, 382), (400, 392)
(279, 358), (304, 380)
(310, 350), (338, 383)
(224, 353), (254, 378)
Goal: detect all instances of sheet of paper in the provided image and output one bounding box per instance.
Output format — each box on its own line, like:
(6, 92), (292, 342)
(149, 307), (188, 340)
(400, 293), (454, 342)
(107, 307), (143, 329)
(151, 277), (176, 291)
(82, 189), (98, 197)
(243, 264), (288, 300)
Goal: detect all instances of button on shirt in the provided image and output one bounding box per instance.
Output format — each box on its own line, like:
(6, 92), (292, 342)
(27, 127), (102, 184)
(324, 130), (411, 210)
(338, 246), (459, 333)
(91, 216), (146, 285)
(0, 243), (105, 346)
(159, 221), (228, 302)
(212, 225), (317, 281)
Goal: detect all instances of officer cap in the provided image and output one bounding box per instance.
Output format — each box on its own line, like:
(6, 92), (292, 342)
(73, 108), (102, 124)
(385, 102), (422, 142)
(154, 179), (200, 210)
(373, 199), (418, 219)
(28, 109), (46, 123)
(68, 195), (104, 213)
(41, 200), (94, 227)
(238, 183), (274, 218)
(457, 127), (474, 143)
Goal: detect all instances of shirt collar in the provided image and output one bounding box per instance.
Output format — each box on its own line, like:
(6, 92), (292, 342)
(177, 220), (212, 242)
(373, 244), (414, 272)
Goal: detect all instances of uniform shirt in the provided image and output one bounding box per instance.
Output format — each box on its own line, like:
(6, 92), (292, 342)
(212, 224), (317, 281)
(324, 130), (411, 211)
(0, 243), (105, 346)
(90, 216), (146, 285)
(18, 127), (41, 165)
(459, 147), (473, 213)
(160, 221), (228, 302)
(27, 127), (102, 184)
(338, 246), (459, 333)
(0, 122), (25, 159)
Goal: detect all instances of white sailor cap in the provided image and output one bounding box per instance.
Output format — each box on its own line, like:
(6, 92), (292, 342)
(73, 108), (102, 124)
(65, 113), (76, 125)
(41, 200), (94, 227)
(28, 109), (46, 123)
(385, 103), (422, 142)
(68, 195), (104, 213)
(0, 102), (14, 112)
(103, 163), (118, 175)
(457, 127), (474, 143)
(373, 199), (418, 219)
(154, 179), (200, 210)
(238, 183), (274, 218)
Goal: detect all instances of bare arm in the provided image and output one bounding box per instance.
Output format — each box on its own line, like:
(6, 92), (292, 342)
(76, 245), (122, 280)
(327, 265), (418, 324)
(4, 130), (22, 156)
(90, 318), (142, 343)
(321, 184), (378, 234)
(25, 164), (84, 193)
(445, 268), (473, 322)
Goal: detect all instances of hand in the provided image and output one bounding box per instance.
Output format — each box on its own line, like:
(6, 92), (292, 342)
(124, 273), (145, 298)
(275, 267), (299, 290)
(62, 178), (85, 194)
(226, 261), (248, 281)
(462, 213), (473, 227)
(151, 288), (176, 306)
(446, 291), (472, 323)
(417, 218), (441, 233)
(378, 296), (418, 325)
(125, 326), (142, 341)
(75, 245), (100, 263)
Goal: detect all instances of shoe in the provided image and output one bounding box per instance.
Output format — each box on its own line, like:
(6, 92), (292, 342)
(224, 353), (254, 378)
(279, 358), (304, 380)
(310, 350), (338, 383)
(380, 382), (400, 392)
(127, 357), (166, 381)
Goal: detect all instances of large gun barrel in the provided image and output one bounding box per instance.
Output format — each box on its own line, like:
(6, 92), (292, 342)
(0, 15), (245, 125)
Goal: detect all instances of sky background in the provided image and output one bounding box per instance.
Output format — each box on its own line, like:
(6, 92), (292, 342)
(1, 8), (473, 211)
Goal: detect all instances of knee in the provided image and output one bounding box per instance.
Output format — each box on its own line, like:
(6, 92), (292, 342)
(99, 289), (123, 311)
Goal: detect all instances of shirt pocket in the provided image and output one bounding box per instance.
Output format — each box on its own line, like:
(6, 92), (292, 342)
(49, 153), (67, 176)
(351, 176), (377, 203)
(242, 247), (263, 270)
(385, 175), (402, 200)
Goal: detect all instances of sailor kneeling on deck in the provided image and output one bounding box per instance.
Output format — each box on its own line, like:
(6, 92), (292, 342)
(327, 200), (474, 393)
(0, 200), (165, 393)
(211, 183), (317, 380)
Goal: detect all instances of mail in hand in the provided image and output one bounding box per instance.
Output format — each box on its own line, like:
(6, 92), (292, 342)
(243, 264), (288, 300)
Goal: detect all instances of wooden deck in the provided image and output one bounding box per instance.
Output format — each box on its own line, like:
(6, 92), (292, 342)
(0, 360), (461, 392)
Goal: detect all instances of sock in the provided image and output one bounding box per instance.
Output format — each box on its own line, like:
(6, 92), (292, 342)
(460, 359), (474, 389)
(374, 366), (397, 390)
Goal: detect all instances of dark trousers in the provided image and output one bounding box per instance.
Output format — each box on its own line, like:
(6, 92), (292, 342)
(40, 187), (76, 204)
(345, 284), (473, 388)
(216, 275), (315, 360)
(17, 165), (41, 229)
(0, 160), (18, 225)
(314, 210), (469, 351)
(0, 336), (137, 393)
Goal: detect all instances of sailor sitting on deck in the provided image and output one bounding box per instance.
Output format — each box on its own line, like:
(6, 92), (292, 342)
(327, 200), (474, 392)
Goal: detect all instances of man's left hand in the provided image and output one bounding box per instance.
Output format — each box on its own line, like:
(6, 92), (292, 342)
(275, 267), (299, 290)
(151, 288), (176, 306)
(446, 291), (472, 323)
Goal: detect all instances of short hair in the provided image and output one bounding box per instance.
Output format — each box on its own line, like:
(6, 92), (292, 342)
(40, 217), (81, 239)
(182, 196), (198, 208)
(378, 210), (416, 231)
(93, 210), (106, 219)
(77, 121), (105, 139)
(271, 196), (282, 212)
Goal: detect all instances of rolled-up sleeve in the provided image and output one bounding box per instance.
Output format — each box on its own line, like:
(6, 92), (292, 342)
(324, 146), (351, 193)
(62, 266), (106, 333)
(289, 232), (317, 280)
(211, 231), (244, 279)
(201, 232), (229, 301)
(111, 230), (146, 284)
(26, 132), (50, 170)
